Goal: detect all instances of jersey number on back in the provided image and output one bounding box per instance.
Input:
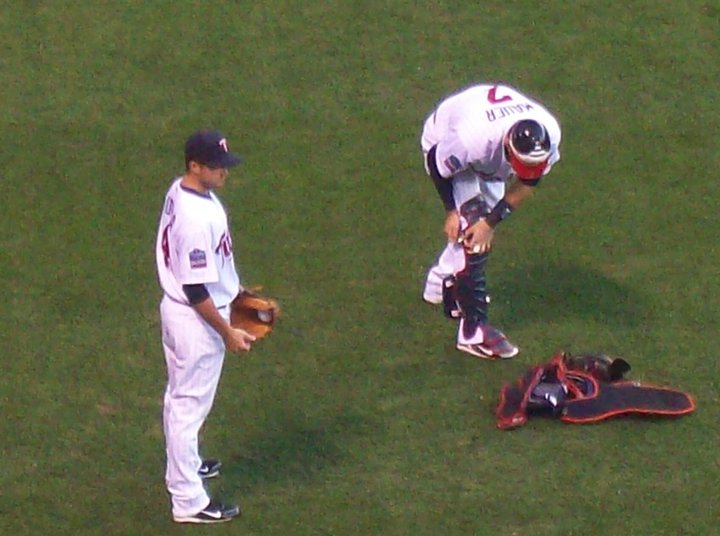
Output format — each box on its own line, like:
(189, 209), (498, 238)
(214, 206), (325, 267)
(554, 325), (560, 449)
(488, 85), (512, 104)
(161, 216), (175, 268)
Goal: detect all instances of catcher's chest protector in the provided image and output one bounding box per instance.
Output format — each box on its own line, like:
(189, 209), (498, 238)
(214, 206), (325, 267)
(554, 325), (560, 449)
(496, 353), (696, 430)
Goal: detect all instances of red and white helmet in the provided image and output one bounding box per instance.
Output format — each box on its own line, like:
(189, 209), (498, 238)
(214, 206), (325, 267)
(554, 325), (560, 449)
(505, 119), (551, 180)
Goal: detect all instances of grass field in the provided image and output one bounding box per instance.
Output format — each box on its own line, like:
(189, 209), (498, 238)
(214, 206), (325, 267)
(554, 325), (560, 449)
(1, 1), (719, 535)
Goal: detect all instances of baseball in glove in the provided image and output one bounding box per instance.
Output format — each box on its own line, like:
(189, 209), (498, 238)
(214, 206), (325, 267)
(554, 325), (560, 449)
(230, 288), (280, 340)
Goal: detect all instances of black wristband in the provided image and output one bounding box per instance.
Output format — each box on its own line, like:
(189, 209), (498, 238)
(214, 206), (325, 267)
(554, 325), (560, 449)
(484, 198), (514, 228)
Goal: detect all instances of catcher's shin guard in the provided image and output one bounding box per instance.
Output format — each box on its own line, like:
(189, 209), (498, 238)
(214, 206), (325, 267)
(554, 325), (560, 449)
(459, 194), (490, 226)
(441, 252), (490, 327)
(442, 194), (492, 335)
(442, 275), (461, 319)
(455, 251), (490, 338)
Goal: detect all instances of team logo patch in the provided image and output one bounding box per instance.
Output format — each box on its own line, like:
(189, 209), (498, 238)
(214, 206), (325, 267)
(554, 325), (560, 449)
(189, 248), (207, 269)
(443, 155), (462, 173)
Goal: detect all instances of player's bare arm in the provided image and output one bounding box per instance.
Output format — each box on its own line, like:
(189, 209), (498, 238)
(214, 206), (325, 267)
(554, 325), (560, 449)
(462, 180), (535, 254)
(443, 210), (460, 242)
(503, 178), (535, 208)
(192, 297), (256, 353)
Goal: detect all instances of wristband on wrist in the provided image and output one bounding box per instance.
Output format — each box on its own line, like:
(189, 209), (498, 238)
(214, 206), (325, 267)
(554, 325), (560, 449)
(484, 198), (514, 228)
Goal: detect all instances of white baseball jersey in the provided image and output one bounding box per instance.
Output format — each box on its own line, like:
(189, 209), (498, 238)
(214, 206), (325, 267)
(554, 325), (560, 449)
(156, 178), (240, 308)
(421, 83), (562, 207)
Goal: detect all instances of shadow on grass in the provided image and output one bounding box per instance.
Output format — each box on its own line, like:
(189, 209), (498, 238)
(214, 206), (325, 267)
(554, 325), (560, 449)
(493, 260), (647, 330)
(222, 409), (374, 492)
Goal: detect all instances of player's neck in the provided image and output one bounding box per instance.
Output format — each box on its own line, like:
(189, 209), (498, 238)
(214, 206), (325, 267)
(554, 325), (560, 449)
(181, 174), (210, 195)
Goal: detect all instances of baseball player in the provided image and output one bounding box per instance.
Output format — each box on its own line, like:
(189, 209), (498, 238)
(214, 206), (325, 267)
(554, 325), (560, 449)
(420, 83), (562, 359)
(156, 129), (255, 523)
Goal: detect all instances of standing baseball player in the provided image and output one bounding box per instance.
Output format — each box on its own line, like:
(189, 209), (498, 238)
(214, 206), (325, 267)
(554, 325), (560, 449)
(156, 129), (255, 523)
(421, 82), (562, 359)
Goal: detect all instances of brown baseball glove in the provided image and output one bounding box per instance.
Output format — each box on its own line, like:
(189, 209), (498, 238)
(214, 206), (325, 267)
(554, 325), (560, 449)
(230, 288), (280, 339)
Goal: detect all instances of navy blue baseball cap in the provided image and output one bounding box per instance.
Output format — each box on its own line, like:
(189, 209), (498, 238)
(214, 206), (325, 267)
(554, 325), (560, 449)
(184, 129), (241, 168)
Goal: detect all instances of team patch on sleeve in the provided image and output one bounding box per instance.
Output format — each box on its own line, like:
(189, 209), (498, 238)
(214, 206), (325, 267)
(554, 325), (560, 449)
(443, 155), (462, 173)
(189, 248), (208, 269)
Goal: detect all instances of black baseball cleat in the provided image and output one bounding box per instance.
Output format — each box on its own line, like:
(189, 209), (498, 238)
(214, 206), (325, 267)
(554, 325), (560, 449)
(457, 324), (519, 359)
(173, 501), (240, 524)
(198, 459), (222, 479)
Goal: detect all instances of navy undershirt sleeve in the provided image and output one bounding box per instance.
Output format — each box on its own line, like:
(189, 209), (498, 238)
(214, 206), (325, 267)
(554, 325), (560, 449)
(183, 283), (210, 305)
(427, 145), (455, 212)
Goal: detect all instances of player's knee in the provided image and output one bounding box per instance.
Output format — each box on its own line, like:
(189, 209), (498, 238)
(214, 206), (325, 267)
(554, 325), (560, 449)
(459, 194), (490, 227)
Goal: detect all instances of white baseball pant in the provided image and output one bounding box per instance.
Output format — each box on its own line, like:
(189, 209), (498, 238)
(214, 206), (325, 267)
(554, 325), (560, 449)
(160, 296), (227, 518)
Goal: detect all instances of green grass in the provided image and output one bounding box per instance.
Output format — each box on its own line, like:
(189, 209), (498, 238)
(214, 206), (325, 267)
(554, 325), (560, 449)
(1, 1), (719, 534)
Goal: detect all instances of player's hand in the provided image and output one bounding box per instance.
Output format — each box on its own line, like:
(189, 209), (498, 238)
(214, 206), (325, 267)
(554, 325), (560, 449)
(443, 210), (460, 243)
(462, 218), (494, 254)
(224, 327), (256, 354)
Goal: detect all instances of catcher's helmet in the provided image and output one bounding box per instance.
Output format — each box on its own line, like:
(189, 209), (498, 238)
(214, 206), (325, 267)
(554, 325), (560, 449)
(505, 119), (551, 180)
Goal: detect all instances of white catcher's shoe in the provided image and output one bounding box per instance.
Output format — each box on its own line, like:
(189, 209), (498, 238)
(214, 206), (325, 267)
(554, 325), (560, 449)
(456, 324), (518, 359)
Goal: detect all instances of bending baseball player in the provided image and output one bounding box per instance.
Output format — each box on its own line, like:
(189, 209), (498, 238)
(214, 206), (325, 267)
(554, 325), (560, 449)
(156, 130), (254, 524)
(421, 83), (562, 359)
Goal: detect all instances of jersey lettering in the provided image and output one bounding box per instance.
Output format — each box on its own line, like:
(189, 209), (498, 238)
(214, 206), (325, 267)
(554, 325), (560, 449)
(215, 231), (232, 258)
(486, 103), (534, 122)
